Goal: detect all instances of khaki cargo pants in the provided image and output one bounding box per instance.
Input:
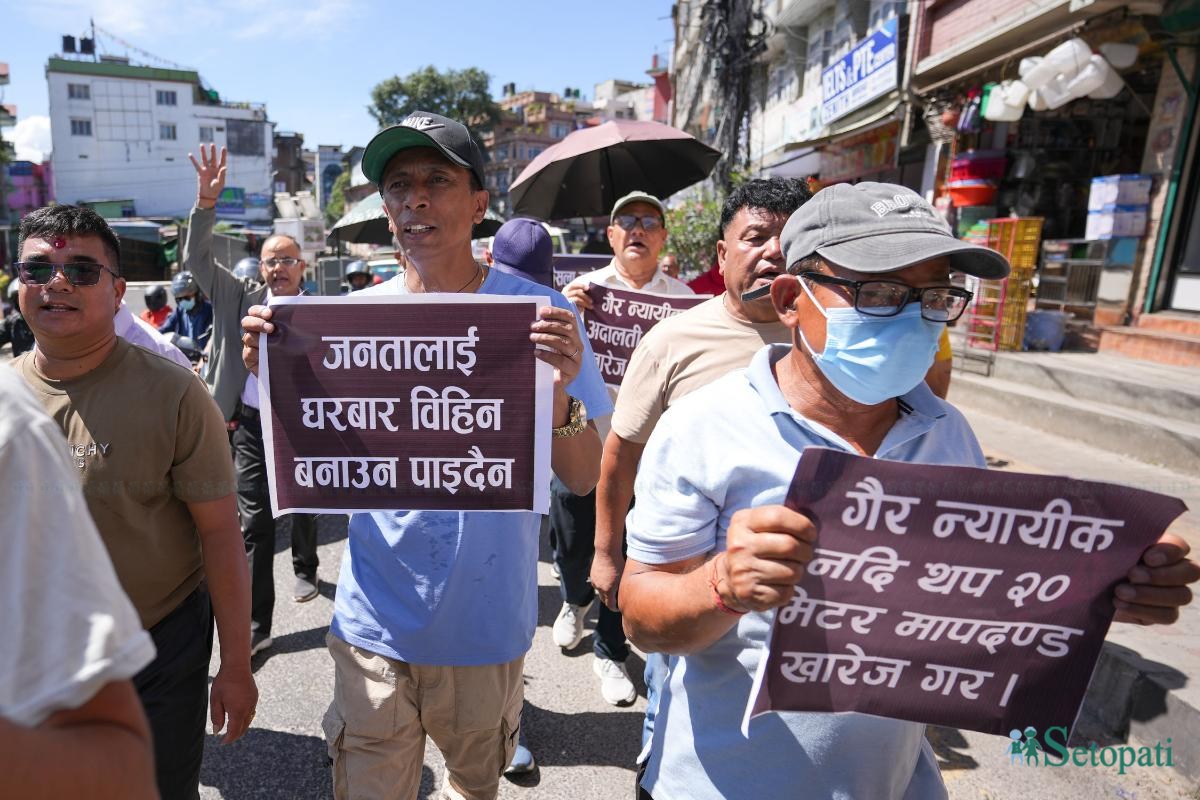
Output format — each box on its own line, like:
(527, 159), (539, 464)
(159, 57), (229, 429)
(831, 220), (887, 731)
(322, 632), (522, 800)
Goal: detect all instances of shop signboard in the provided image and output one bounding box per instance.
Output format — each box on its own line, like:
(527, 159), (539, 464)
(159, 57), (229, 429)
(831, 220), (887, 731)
(819, 120), (900, 184)
(821, 18), (899, 125)
(215, 186), (246, 217)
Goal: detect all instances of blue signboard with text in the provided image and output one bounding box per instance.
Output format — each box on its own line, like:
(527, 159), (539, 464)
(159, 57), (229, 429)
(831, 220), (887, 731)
(821, 18), (899, 125)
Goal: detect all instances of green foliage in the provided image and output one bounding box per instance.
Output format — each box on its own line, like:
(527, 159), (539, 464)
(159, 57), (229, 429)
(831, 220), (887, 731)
(666, 193), (723, 275)
(368, 66), (502, 133)
(324, 171), (352, 226)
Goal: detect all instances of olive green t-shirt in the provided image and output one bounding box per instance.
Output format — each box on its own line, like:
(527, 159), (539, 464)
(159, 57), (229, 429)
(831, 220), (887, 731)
(14, 338), (236, 628)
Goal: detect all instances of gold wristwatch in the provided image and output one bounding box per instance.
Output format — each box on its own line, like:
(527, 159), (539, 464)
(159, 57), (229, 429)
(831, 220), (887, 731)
(552, 396), (587, 438)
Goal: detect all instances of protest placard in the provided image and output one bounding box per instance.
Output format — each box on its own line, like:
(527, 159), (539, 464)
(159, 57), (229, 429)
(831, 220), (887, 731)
(259, 295), (553, 516)
(582, 284), (710, 388)
(745, 447), (1187, 737)
(551, 254), (612, 290)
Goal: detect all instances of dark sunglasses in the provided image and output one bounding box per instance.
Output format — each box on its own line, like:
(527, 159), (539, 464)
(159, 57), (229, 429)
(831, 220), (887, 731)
(613, 214), (663, 233)
(16, 261), (119, 287)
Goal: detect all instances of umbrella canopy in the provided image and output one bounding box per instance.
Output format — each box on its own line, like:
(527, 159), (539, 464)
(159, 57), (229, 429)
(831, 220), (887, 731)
(327, 193), (503, 247)
(509, 119), (722, 220)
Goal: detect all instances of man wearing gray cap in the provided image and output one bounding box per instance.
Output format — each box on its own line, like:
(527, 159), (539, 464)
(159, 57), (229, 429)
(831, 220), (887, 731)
(558, 191), (693, 706)
(617, 182), (1198, 799)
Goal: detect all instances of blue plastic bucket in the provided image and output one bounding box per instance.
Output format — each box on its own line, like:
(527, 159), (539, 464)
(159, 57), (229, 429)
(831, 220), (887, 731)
(1024, 310), (1070, 351)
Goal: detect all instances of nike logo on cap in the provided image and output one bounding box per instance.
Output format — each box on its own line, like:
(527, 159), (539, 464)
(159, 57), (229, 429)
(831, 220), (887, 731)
(401, 114), (444, 131)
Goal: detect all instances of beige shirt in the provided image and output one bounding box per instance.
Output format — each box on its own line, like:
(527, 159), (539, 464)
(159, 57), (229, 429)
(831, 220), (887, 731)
(611, 295), (792, 443)
(566, 258), (694, 296)
(15, 338), (236, 628)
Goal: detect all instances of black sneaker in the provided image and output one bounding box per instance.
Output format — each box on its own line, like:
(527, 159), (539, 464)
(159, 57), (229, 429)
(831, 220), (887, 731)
(251, 631), (273, 656)
(292, 575), (318, 603)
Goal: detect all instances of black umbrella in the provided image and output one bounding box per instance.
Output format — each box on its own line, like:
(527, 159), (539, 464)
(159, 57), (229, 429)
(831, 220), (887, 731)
(509, 119), (722, 219)
(327, 193), (504, 247)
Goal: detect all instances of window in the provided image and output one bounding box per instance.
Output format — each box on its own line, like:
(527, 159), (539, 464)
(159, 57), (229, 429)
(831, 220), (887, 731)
(160, 123), (177, 141)
(70, 118), (92, 136)
(156, 89), (177, 106)
(528, 147), (542, 159)
(199, 126), (215, 143)
(68, 83), (90, 100)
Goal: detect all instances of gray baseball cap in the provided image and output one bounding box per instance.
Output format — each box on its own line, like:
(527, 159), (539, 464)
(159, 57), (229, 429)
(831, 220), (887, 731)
(781, 182), (1010, 280)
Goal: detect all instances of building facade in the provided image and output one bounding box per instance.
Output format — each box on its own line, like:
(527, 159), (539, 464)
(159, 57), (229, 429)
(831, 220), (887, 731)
(273, 131), (308, 195)
(46, 55), (273, 221)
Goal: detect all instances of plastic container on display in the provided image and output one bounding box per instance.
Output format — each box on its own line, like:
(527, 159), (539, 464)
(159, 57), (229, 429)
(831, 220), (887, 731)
(1024, 310), (1071, 352)
(964, 218), (1045, 352)
(1085, 206), (1148, 239)
(1088, 174), (1153, 210)
(1042, 38), (1093, 81)
(951, 150), (1008, 181)
(985, 217), (1045, 270)
(948, 180), (998, 207)
(1066, 55), (1110, 99)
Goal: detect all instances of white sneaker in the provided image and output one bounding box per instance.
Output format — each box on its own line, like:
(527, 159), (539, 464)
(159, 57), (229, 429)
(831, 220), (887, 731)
(593, 656), (637, 706)
(552, 600), (591, 649)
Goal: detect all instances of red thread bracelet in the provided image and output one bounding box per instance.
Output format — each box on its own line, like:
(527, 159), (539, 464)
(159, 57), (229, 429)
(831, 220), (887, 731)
(709, 557), (747, 616)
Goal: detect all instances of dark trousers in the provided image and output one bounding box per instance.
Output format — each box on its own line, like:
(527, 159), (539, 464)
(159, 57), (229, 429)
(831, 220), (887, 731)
(232, 406), (318, 637)
(549, 477), (629, 662)
(134, 587), (214, 800)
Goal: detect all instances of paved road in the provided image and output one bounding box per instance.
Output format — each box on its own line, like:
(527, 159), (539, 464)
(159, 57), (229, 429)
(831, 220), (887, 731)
(199, 514), (1196, 800)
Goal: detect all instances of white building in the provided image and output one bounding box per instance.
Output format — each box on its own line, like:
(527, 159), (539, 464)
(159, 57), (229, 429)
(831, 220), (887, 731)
(47, 55), (273, 221)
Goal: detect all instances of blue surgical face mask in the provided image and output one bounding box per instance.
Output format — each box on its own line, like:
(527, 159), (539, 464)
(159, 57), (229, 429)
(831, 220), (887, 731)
(797, 278), (942, 405)
(178, 297), (196, 312)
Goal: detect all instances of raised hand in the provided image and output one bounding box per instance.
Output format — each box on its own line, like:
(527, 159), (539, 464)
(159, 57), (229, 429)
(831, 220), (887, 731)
(189, 144), (227, 209)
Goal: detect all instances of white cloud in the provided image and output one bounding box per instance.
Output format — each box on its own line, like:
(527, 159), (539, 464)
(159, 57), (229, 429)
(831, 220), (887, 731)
(5, 116), (52, 162)
(31, 0), (167, 40)
(229, 0), (363, 40)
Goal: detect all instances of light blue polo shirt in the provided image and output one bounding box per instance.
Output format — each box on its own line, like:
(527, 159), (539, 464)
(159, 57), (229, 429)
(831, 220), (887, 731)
(331, 268), (613, 666)
(627, 343), (985, 800)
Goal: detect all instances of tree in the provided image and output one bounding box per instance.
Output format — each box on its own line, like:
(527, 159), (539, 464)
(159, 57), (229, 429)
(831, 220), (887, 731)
(324, 170), (351, 227)
(368, 66), (502, 133)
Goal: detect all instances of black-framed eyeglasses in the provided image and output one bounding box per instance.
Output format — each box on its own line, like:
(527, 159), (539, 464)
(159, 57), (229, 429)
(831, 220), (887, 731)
(262, 257), (300, 268)
(612, 214), (663, 233)
(16, 261), (120, 287)
(800, 271), (973, 322)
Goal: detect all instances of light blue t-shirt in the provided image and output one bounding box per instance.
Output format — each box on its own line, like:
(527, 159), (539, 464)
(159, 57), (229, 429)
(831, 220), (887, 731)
(331, 268), (613, 666)
(627, 343), (985, 800)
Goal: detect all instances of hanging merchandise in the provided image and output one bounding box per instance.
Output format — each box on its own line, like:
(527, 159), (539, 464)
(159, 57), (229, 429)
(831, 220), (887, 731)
(1088, 56), (1125, 99)
(1066, 55), (1110, 98)
(1021, 56), (1058, 90)
(1028, 90), (1049, 111)
(957, 89), (983, 133)
(1099, 42), (1138, 69)
(1041, 74), (1075, 109)
(1042, 37), (1093, 80)
(984, 80), (1027, 121)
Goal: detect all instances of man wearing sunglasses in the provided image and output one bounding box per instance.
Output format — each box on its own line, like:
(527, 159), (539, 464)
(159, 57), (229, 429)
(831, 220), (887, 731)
(9, 204), (256, 799)
(618, 182), (1199, 800)
(184, 144), (321, 657)
(557, 192), (693, 706)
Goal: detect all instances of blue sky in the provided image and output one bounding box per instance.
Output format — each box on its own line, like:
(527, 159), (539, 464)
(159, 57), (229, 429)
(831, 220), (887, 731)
(0, 0), (675, 160)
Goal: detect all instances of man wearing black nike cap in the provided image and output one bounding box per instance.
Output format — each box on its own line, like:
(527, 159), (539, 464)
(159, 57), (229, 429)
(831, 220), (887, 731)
(242, 111), (612, 800)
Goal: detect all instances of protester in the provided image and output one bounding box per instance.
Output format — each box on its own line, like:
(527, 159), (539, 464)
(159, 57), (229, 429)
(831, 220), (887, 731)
(558, 191), (693, 706)
(658, 253), (680, 280)
(140, 283), (172, 327)
(157, 270), (214, 350)
(232, 257), (262, 283)
(0, 281), (35, 357)
(0, 367), (158, 800)
(343, 260), (373, 293)
(488, 216), (558, 779)
(591, 177), (811, 758)
(115, 299), (194, 369)
(686, 260), (725, 295)
(618, 182), (1200, 800)
(241, 110), (612, 800)
(11, 204), (257, 799)
(185, 145), (322, 655)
